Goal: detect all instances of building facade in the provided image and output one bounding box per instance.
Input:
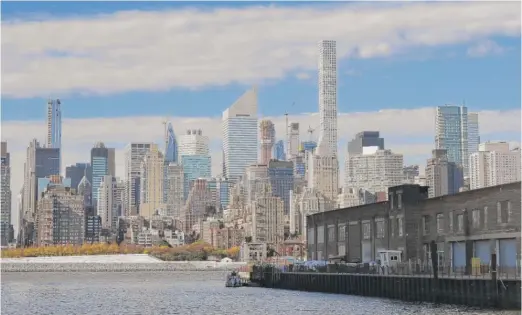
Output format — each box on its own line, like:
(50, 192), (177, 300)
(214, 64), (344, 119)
(317, 40), (338, 158)
(425, 149), (463, 198)
(1, 142), (12, 245)
(90, 142), (115, 209)
(140, 147), (165, 219)
(181, 155), (211, 201)
(469, 142), (521, 190)
(65, 163), (92, 191)
(435, 105), (469, 176)
(268, 160), (294, 215)
(124, 142), (153, 215)
(177, 129), (209, 160)
(307, 182), (520, 274)
(259, 119), (275, 165)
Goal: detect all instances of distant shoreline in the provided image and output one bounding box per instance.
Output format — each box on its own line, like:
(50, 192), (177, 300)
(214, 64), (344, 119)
(1, 254), (247, 272)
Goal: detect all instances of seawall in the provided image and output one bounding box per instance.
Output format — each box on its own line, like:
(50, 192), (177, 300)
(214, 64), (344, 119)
(257, 272), (521, 310)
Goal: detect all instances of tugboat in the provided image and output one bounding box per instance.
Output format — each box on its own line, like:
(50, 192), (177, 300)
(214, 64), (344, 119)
(225, 271), (242, 288)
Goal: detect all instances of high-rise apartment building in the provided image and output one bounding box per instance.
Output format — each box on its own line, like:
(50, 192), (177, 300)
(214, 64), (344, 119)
(468, 113), (480, 156)
(222, 87), (258, 182)
(309, 40), (339, 206)
(165, 163), (184, 218)
(268, 160), (294, 215)
(435, 105), (469, 176)
(20, 139), (60, 246)
(259, 120), (276, 165)
(140, 146), (165, 219)
(1, 142), (12, 245)
(316, 40), (338, 157)
(90, 142), (115, 210)
(46, 99), (62, 149)
(469, 142), (520, 190)
(251, 193), (284, 245)
(286, 122), (300, 160)
(425, 149), (463, 198)
(343, 147), (404, 205)
(124, 142), (153, 215)
(178, 129), (209, 159)
(97, 175), (122, 231)
(65, 163), (92, 191)
(36, 180), (84, 246)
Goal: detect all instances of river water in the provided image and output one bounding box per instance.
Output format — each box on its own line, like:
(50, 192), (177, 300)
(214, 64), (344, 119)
(1, 272), (519, 315)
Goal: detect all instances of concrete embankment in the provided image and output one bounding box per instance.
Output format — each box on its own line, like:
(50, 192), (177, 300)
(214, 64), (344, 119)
(256, 272), (521, 310)
(1, 254), (247, 272)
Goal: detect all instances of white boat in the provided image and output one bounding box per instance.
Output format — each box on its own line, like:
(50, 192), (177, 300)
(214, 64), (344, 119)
(225, 271), (242, 288)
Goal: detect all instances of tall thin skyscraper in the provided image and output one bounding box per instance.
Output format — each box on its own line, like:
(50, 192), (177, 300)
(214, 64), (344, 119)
(46, 99), (62, 150)
(222, 87), (258, 182)
(316, 40), (338, 158)
(259, 119), (275, 165)
(46, 99), (62, 171)
(286, 122), (300, 160)
(274, 140), (286, 161)
(435, 105), (469, 176)
(467, 112), (480, 156)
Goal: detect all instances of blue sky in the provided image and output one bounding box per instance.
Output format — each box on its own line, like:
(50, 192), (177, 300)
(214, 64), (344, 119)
(1, 1), (520, 121)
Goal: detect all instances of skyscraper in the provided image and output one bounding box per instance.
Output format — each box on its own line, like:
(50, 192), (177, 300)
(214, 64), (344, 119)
(268, 160), (294, 215)
(124, 142), (153, 215)
(435, 105), (469, 176)
(1, 142), (12, 245)
(469, 142), (520, 190)
(286, 122), (300, 160)
(347, 131), (385, 155)
(90, 142), (115, 211)
(140, 146), (165, 219)
(178, 129), (209, 159)
(259, 119), (275, 164)
(308, 40), (339, 208)
(274, 140), (286, 161)
(181, 155), (211, 201)
(46, 99), (62, 150)
(425, 149), (463, 198)
(316, 40), (338, 157)
(20, 139), (60, 246)
(164, 122), (178, 164)
(222, 87), (258, 182)
(65, 163), (91, 191)
(468, 112), (480, 156)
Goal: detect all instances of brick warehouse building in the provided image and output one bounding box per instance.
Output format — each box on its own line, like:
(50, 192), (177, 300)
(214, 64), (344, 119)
(307, 182), (520, 272)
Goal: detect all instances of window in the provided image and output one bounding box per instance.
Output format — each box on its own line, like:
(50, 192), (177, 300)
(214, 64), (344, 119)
(448, 211), (454, 232)
(362, 222), (371, 240)
(472, 209), (480, 228)
(497, 201), (510, 224)
(398, 217), (403, 237)
(376, 219), (385, 239)
(317, 251), (323, 260)
(307, 228), (315, 245)
(327, 226), (335, 243)
(338, 244), (346, 256)
(483, 206), (488, 229)
(317, 226), (324, 244)
(390, 218), (395, 237)
(397, 193), (402, 209)
(457, 214), (464, 232)
(436, 213), (444, 234)
(422, 216), (430, 235)
(338, 224), (346, 242)
(389, 194), (394, 209)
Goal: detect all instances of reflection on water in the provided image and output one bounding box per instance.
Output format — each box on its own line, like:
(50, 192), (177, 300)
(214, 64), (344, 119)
(1, 272), (518, 315)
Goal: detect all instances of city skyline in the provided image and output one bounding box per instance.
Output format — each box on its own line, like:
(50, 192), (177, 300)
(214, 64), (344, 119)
(1, 2), (521, 235)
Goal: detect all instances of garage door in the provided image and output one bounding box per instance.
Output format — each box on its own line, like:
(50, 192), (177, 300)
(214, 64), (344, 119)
(452, 242), (466, 271)
(474, 240), (491, 265)
(362, 241), (372, 263)
(499, 239), (517, 268)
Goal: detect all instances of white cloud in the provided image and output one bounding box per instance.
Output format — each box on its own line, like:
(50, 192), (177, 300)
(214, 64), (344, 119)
(2, 2), (520, 98)
(467, 40), (505, 57)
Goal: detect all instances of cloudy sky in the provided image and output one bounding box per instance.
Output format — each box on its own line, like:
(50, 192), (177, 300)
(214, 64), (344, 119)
(1, 1), (521, 229)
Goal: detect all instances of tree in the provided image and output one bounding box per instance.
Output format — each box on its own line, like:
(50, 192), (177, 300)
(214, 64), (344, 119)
(267, 246), (277, 258)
